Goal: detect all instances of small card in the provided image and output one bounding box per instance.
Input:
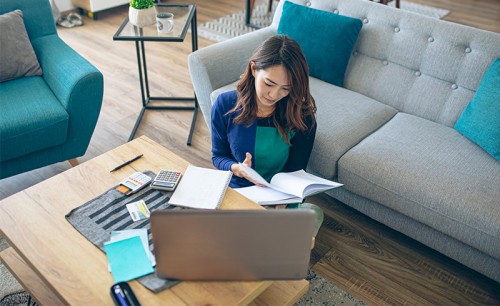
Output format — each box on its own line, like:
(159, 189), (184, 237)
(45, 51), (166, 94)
(126, 200), (150, 222)
(104, 236), (154, 283)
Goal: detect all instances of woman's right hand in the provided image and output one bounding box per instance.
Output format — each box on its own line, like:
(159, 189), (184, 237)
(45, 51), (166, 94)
(231, 153), (265, 186)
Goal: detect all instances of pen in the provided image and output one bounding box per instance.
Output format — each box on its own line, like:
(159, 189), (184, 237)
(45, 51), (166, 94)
(112, 285), (128, 306)
(110, 154), (143, 172)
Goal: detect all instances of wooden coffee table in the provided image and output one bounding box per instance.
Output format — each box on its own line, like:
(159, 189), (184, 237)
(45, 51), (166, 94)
(0, 136), (308, 305)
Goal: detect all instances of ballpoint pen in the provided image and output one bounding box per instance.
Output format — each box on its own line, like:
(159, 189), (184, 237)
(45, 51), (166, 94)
(110, 154), (143, 172)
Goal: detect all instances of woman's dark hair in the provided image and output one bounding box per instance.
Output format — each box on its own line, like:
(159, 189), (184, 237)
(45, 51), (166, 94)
(229, 35), (316, 144)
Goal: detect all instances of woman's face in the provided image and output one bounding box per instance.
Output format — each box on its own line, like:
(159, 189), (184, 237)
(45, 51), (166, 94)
(251, 63), (291, 115)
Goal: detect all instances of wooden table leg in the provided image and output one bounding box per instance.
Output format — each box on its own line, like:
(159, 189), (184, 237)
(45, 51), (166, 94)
(0, 247), (65, 305)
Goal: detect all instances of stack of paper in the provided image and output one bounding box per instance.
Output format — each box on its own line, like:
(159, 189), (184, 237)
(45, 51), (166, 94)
(104, 229), (155, 283)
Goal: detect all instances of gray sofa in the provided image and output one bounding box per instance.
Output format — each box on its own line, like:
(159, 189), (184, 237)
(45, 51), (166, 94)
(188, 0), (500, 282)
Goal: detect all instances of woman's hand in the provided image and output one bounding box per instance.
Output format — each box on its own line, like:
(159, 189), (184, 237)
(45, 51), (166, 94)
(231, 153), (265, 186)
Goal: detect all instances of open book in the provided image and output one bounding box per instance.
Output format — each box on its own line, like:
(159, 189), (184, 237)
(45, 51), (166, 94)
(234, 163), (343, 205)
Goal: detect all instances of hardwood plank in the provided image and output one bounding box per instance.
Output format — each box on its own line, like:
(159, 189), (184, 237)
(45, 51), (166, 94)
(412, 0), (500, 32)
(250, 280), (309, 306)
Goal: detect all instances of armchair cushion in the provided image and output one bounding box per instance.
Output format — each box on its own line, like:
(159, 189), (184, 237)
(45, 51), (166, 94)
(277, 1), (362, 87)
(0, 9), (42, 82)
(0, 77), (69, 162)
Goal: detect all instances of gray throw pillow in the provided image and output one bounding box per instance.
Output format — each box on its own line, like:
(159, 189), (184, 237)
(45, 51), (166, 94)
(0, 9), (43, 83)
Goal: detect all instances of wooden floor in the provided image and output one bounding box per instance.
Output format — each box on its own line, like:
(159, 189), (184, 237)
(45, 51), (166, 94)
(1, 0), (499, 304)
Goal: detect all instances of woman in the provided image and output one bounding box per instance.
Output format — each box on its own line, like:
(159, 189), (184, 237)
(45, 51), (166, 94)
(211, 35), (317, 189)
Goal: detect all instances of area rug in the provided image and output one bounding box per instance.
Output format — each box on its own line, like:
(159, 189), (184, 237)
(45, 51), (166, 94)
(198, 1), (450, 42)
(0, 236), (363, 305)
(296, 270), (366, 306)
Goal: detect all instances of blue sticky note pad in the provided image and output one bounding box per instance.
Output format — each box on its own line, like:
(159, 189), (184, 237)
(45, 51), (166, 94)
(104, 236), (154, 283)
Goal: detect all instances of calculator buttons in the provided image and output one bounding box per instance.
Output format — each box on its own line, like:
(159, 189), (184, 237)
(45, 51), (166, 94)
(151, 170), (182, 191)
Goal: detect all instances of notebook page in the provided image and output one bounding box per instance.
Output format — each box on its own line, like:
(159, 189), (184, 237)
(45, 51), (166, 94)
(168, 165), (232, 209)
(235, 185), (300, 205)
(271, 170), (343, 198)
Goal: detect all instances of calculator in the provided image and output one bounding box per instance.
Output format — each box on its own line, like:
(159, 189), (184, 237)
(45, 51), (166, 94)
(117, 172), (152, 195)
(150, 170), (182, 191)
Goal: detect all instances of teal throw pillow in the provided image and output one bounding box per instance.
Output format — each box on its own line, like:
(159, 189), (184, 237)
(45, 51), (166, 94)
(277, 1), (362, 87)
(454, 58), (500, 160)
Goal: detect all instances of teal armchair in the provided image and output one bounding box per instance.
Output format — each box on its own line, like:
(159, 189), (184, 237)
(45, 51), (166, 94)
(0, 0), (104, 179)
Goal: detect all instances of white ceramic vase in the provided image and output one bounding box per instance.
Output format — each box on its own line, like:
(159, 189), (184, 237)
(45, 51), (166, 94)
(129, 6), (156, 28)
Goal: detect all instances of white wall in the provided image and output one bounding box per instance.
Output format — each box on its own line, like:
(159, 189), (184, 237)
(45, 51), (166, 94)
(54, 0), (75, 12)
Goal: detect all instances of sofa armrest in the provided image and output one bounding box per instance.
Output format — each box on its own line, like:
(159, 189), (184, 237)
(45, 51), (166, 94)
(188, 27), (276, 129)
(32, 34), (104, 156)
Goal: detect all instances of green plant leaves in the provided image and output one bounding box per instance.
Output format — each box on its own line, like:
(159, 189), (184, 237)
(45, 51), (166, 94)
(130, 0), (154, 9)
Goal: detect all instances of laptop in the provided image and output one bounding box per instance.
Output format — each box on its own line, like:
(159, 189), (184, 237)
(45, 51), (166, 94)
(150, 209), (316, 281)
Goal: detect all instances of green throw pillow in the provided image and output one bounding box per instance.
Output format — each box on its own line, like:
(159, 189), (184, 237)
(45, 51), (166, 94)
(277, 1), (362, 87)
(454, 58), (500, 160)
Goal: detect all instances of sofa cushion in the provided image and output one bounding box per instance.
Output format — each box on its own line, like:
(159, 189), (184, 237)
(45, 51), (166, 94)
(210, 78), (398, 179)
(0, 76), (69, 162)
(0, 10), (43, 83)
(277, 1), (362, 87)
(308, 78), (397, 178)
(454, 58), (500, 160)
(338, 113), (500, 259)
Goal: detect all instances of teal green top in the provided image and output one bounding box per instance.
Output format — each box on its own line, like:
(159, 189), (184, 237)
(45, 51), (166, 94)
(255, 126), (289, 182)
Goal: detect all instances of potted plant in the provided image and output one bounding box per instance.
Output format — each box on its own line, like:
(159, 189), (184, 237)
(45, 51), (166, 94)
(129, 0), (156, 28)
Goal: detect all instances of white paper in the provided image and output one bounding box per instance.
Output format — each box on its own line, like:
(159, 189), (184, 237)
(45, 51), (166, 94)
(270, 170), (343, 198)
(235, 185), (301, 205)
(168, 165), (232, 209)
(237, 164), (343, 204)
(238, 163), (271, 187)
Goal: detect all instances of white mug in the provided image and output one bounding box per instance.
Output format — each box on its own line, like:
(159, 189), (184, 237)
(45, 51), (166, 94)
(156, 12), (174, 33)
